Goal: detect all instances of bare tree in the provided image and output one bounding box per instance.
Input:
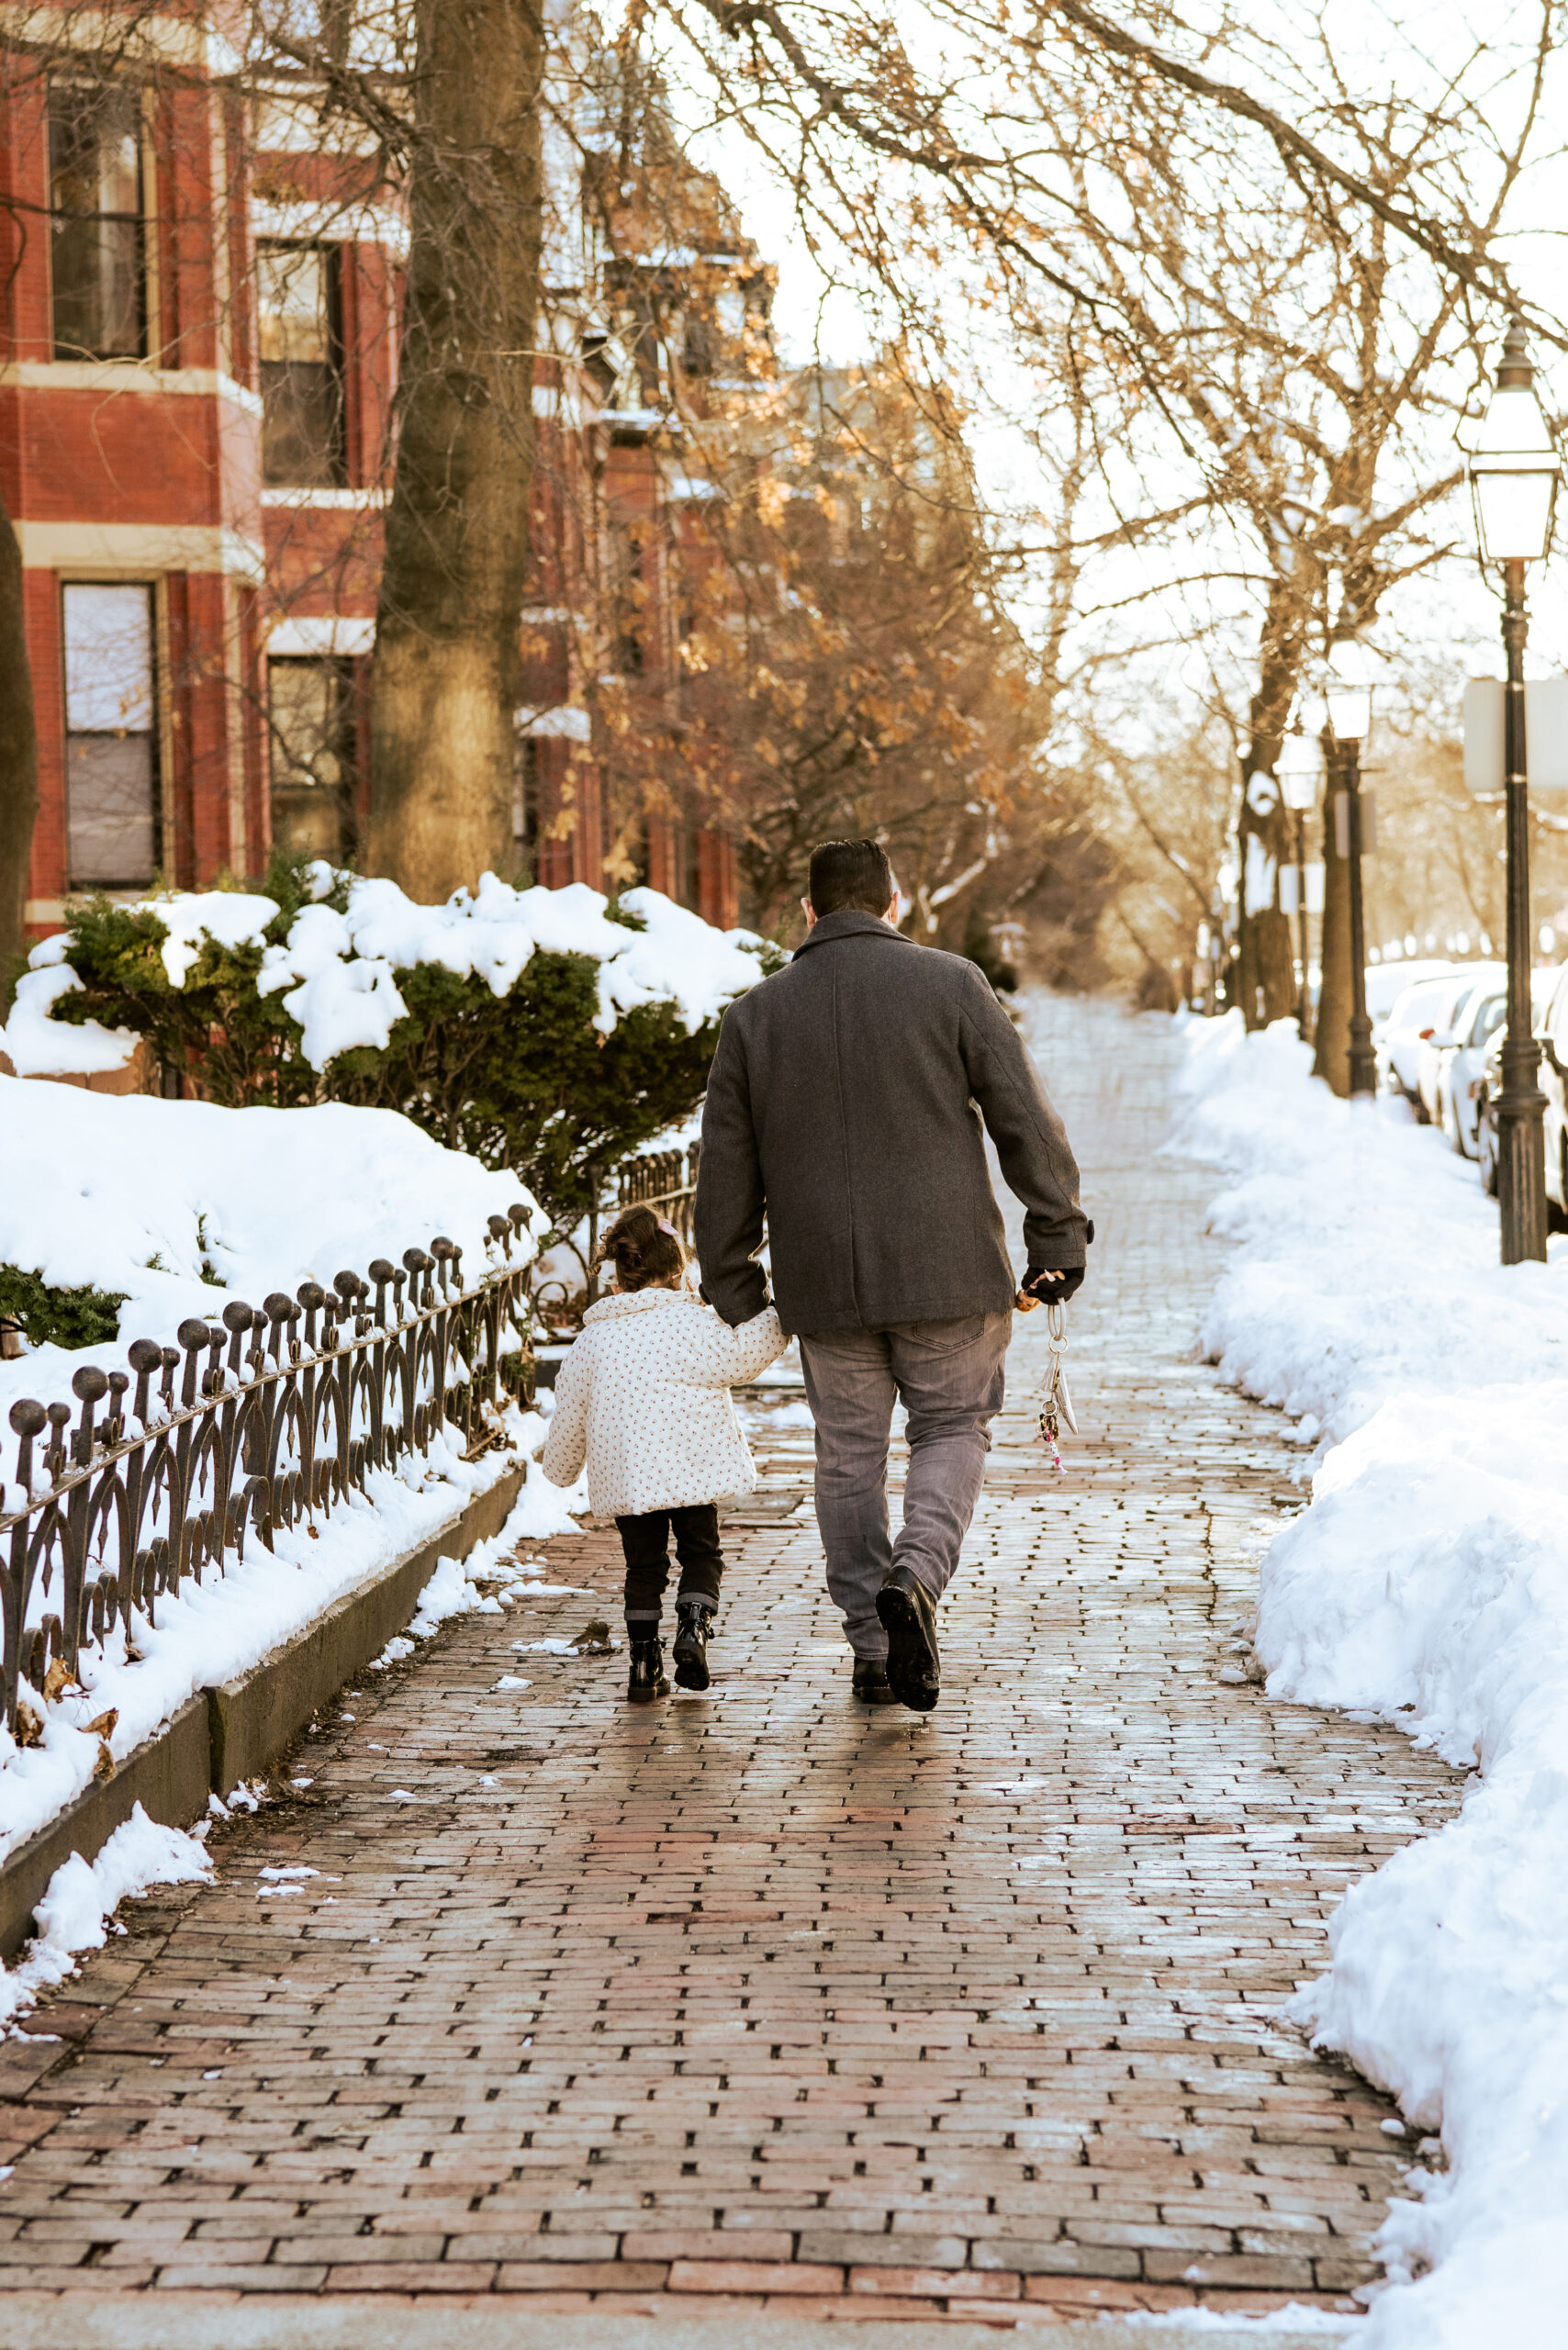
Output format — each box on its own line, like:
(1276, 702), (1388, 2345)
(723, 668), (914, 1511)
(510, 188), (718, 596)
(361, 0), (545, 899)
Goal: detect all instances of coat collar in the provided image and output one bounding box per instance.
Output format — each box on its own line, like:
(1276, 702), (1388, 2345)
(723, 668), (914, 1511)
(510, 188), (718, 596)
(582, 1285), (692, 1325)
(792, 909), (914, 957)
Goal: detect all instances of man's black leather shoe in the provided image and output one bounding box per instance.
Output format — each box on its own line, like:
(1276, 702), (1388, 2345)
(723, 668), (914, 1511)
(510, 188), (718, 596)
(852, 1660), (898, 1706)
(672, 1602), (715, 1690)
(876, 1565), (940, 1712)
(627, 1636), (670, 1703)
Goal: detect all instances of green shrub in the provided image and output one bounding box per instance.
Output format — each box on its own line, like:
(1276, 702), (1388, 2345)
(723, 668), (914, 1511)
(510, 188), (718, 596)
(0, 1265), (127, 1350)
(46, 855), (777, 1237)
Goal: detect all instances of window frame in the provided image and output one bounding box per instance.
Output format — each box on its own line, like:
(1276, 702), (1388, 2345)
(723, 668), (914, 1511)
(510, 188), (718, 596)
(256, 240), (349, 490)
(47, 77), (148, 363)
(60, 578), (161, 890)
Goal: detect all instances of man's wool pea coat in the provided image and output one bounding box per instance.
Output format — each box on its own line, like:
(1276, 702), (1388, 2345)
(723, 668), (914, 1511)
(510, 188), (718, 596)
(693, 908), (1090, 1335)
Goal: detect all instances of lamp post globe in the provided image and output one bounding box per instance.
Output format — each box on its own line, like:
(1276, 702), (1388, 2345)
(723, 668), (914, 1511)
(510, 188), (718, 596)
(1469, 318), (1559, 1266)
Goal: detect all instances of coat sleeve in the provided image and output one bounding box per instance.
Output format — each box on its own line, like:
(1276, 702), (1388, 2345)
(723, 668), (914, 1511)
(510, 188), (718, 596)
(541, 1348), (589, 1487)
(685, 1305), (786, 1390)
(693, 1002), (772, 1326)
(958, 969), (1092, 1269)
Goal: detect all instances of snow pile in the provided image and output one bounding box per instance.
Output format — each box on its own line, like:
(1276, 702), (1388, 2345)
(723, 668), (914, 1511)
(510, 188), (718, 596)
(0, 1804), (213, 2031)
(1, 960), (140, 1078)
(0, 1073), (539, 1425)
(1178, 1012), (1568, 2350)
(3, 873), (770, 1079)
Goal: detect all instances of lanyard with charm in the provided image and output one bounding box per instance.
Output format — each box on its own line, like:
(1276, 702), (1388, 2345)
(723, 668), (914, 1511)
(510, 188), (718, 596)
(1037, 1300), (1077, 1472)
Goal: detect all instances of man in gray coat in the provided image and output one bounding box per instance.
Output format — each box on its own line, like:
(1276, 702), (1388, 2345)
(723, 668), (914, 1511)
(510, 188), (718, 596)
(694, 838), (1091, 1712)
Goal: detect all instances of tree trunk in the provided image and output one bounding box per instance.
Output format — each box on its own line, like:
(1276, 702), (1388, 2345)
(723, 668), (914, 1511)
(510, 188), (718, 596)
(1312, 744), (1350, 1096)
(364, 0), (544, 901)
(1235, 605), (1305, 1029)
(0, 485), (39, 999)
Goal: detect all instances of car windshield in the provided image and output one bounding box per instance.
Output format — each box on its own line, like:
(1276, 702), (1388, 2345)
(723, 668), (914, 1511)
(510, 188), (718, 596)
(1364, 962), (1451, 1022)
(1471, 994), (1506, 1046)
(1387, 976), (1463, 1032)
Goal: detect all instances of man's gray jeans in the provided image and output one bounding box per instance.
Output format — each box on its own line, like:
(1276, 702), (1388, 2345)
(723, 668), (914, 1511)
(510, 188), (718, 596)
(797, 1312), (1012, 1662)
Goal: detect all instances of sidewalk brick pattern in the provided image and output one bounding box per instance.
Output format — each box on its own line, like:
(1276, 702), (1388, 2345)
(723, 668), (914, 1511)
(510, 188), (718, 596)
(0, 1001), (1458, 2322)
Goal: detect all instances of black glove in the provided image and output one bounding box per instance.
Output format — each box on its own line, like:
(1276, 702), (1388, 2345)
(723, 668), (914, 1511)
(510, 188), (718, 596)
(1022, 1263), (1084, 1304)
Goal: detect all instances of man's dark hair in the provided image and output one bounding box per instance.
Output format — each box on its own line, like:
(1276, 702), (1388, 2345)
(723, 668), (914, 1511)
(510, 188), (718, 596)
(807, 838), (895, 918)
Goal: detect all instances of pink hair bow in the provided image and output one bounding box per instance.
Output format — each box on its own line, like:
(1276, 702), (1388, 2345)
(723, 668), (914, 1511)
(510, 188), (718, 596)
(657, 1216), (678, 1237)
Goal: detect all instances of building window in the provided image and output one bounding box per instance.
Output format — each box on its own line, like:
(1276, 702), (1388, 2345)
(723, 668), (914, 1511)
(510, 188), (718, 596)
(608, 520), (645, 676)
(268, 657), (356, 862)
(62, 582), (158, 886)
(512, 734), (541, 877)
(257, 244), (347, 487)
(683, 823), (706, 914)
(49, 82), (145, 361)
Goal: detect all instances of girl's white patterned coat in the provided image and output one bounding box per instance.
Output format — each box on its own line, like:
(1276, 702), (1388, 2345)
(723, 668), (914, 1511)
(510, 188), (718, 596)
(541, 1288), (786, 1517)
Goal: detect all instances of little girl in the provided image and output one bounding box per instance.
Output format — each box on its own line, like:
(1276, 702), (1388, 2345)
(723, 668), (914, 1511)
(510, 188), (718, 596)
(542, 1203), (785, 1701)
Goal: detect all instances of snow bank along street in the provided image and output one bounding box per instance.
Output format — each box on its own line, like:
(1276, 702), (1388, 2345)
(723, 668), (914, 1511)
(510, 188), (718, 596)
(0, 1001), (1463, 2331)
(1179, 1014), (1568, 2350)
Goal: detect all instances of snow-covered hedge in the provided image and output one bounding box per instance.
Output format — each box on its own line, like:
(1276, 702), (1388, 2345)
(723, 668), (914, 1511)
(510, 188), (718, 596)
(1177, 1011), (1568, 2350)
(3, 858), (778, 1232)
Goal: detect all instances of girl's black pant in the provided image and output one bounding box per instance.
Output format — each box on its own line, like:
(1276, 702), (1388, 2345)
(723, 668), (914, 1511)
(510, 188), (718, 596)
(616, 1505), (724, 1626)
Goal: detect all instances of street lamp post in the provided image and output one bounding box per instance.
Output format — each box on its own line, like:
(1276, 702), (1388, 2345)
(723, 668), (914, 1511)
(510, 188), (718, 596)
(1469, 318), (1560, 1266)
(1325, 641), (1377, 1097)
(1277, 729), (1323, 1036)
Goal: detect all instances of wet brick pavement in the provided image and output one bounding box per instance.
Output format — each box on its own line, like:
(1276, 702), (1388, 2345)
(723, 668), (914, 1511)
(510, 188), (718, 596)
(0, 999), (1460, 2323)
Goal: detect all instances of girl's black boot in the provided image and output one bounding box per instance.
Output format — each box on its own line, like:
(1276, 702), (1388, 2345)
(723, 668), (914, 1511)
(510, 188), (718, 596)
(672, 1601), (715, 1690)
(627, 1635), (669, 1704)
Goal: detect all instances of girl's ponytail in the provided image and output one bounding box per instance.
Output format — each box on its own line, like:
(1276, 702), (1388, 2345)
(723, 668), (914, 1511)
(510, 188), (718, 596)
(595, 1203), (686, 1292)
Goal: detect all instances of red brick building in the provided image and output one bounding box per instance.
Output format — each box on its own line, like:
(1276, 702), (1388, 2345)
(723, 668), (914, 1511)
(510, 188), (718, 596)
(1, 9), (757, 938)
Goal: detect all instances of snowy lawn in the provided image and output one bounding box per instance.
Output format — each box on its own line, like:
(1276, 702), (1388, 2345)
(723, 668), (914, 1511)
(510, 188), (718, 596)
(1178, 1012), (1568, 2350)
(0, 1072), (540, 1417)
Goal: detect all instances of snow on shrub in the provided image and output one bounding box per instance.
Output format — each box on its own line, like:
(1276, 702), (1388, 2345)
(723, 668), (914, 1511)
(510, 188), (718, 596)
(4, 856), (778, 1233)
(1177, 1009), (1568, 2350)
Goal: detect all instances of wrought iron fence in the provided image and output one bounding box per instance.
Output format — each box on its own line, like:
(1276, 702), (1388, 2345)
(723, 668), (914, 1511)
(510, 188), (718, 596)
(0, 1206), (535, 1736)
(529, 1144), (702, 1334)
(618, 1139), (701, 1245)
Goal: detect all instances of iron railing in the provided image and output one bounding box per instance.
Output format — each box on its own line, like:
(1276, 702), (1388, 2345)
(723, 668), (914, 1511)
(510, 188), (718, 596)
(0, 1206), (535, 1736)
(531, 1145), (703, 1333)
(618, 1140), (701, 1245)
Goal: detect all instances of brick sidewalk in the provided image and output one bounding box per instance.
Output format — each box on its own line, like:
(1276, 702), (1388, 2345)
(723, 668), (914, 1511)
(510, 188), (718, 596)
(0, 1000), (1458, 2324)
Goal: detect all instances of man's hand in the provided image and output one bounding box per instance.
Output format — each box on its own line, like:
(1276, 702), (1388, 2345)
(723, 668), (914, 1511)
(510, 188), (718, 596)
(1014, 1264), (1084, 1312)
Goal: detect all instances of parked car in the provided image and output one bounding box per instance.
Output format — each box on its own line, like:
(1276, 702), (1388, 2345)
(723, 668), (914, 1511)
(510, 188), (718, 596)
(1415, 965), (1506, 1131)
(1365, 958), (1455, 1038)
(1474, 968), (1561, 1198)
(1378, 971), (1468, 1115)
(1540, 966), (1568, 1222)
(1434, 985), (1506, 1155)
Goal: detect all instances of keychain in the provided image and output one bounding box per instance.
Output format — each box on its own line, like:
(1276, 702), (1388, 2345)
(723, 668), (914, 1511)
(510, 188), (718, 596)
(1037, 1299), (1077, 1472)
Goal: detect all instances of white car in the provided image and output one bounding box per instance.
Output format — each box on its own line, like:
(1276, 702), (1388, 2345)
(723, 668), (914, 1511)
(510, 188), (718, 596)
(1379, 972), (1467, 1113)
(1434, 984), (1506, 1154)
(1365, 958), (1455, 1038)
(1416, 966), (1506, 1129)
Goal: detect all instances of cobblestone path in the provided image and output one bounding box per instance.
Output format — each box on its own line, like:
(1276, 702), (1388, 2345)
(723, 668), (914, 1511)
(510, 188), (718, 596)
(0, 1001), (1460, 2327)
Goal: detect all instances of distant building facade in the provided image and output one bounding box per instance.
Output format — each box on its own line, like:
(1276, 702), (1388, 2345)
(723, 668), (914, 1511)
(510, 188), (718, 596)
(1, 6), (767, 938)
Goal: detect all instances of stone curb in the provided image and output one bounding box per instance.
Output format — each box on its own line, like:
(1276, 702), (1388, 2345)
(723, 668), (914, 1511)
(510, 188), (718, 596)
(0, 2295), (1359, 2349)
(0, 1461), (525, 1961)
